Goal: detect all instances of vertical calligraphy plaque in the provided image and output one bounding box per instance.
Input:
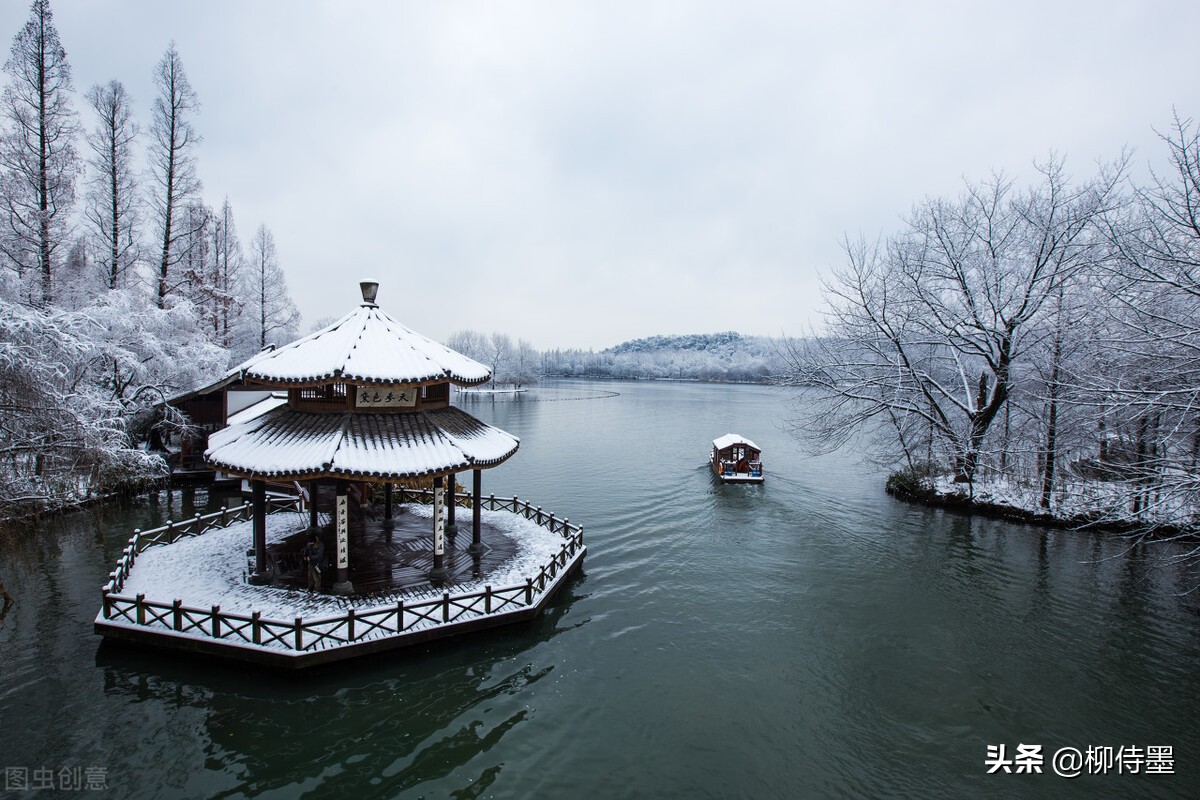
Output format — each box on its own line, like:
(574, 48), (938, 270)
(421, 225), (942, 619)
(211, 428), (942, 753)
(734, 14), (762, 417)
(434, 485), (445, 556)
(336, 494), (348, 569)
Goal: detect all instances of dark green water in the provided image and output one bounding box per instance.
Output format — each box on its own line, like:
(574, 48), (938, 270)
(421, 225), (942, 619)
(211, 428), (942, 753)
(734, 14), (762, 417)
(1, 380), (1197, 799)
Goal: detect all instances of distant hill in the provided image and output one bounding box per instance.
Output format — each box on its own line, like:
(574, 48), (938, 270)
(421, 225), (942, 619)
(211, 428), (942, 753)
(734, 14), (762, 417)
(606, 331), (746, 355)
(541, 331), (789, 383)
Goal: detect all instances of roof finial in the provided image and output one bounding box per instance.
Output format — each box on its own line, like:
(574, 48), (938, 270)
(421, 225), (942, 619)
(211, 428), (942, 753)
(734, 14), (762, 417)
(360, 281), (379, 306)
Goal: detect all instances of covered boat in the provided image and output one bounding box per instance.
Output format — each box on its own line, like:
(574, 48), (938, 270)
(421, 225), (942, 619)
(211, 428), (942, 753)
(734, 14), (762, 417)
(711, 434), (763, 483)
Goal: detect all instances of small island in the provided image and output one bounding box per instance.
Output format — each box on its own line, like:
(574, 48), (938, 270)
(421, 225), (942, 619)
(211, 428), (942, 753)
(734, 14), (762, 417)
(94, 282), (585, 669)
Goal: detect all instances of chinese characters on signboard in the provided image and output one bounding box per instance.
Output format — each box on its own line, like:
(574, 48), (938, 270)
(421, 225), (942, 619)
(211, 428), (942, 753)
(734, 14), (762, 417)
(356, 386), (416, 408)
(434, 486), (445, 556)
(336, 495), (348, 569)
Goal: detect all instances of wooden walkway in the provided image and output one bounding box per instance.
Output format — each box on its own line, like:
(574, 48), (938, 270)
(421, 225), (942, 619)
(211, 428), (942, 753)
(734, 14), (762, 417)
(265, 503), (517, 597)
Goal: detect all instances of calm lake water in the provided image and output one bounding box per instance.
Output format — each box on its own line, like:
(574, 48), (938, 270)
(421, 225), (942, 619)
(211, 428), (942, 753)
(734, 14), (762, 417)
(1, 380), (1198, 799)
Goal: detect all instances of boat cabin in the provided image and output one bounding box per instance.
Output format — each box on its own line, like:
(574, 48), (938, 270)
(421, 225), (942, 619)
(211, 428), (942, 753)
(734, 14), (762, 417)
(711, 433), (764, 483)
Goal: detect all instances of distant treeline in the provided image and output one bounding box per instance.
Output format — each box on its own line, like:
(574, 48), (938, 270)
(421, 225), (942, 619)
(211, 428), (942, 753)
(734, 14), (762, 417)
(544, 331), (788, 382)
(448, 330), (791, 384)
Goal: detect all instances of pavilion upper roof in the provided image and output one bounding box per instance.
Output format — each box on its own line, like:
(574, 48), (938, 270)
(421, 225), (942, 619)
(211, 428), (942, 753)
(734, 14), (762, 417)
(243, 288), (491, 387)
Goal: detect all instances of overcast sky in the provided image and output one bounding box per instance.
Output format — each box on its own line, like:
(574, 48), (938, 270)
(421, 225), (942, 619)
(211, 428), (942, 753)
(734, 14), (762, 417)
(2, 1), (1197, 349)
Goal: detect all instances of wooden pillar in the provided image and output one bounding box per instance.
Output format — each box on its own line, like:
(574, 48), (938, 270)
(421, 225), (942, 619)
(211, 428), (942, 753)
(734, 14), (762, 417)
(308, 480), (319, 531)
(249, 479), (269, 585)
(445, 473), (458, 534)
(469, 468), (484, 554)
(382, 482), (394, 529)
(430, 475), (449, 581)
(332, 480), (354, 594)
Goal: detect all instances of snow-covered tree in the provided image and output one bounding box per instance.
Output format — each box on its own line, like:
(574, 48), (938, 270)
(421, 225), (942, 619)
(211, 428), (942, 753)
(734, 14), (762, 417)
(446, 329), (489, 364)
(0, 0), (80, 307)
(147, 42), (201, 308)
(1087, 114), (1200, 531)
(784, 159), (1122, 485)
(175, 199), (224, 336)
(0, 294), (184, 513)
(210, 197), (241, 346)
(509, 338), (540, 388)
(488, 332), (513, 386)
(83, 79), (140, 291)
(79, 288), (226, 405)
(236, 223), (298, 356)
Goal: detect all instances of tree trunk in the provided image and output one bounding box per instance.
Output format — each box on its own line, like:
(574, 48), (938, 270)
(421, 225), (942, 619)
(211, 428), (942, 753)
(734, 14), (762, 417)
(1040, 393), (1059, 510)
(37, 11), (52, 306)
(1041, 306), (1064, 510)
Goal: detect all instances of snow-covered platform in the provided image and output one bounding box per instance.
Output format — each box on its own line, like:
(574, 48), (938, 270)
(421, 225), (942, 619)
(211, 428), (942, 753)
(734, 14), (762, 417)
(94, 490), (585, 669)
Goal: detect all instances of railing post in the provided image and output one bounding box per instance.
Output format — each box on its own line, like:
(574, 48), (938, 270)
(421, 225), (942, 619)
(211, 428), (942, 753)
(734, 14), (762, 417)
(294, 617), (303, 650)
(132, 529), (141, 553)
(442, 593), (450, 622)
(549, 513), (555, 532)
(101, 588), (111, 619)
(252, 612), (261, 645)
(220, 506), (228, 526)
(135, 594), (146, 625)
(485, 585), (492, 614)
(396, 601), (404, 633)
(488, 493), (495, 510)
(211, 606), (221, 638)
(172, 599), (182, 631)
(525, 579), (533, 605)
(348, 608), (356, 642)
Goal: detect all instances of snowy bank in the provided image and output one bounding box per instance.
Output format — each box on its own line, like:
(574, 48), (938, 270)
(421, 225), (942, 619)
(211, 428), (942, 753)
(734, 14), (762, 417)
(887, 471), (1199, 540)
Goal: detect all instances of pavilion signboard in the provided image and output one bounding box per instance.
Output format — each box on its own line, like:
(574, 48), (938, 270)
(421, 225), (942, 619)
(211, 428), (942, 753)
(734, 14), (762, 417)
(356, 387), (417, 408)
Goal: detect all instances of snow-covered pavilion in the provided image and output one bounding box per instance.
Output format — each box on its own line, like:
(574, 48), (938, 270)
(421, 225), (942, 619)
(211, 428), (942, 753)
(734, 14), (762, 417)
(204, 281), (519, 593)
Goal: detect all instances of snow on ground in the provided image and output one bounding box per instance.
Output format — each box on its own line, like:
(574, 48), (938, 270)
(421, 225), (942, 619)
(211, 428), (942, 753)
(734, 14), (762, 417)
(931, 474), (1197, 530)
(118, 504), (570, 621)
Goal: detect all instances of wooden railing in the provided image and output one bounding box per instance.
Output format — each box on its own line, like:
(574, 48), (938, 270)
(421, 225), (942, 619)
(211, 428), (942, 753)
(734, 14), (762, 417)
(103, 495), (302, 595)
(100, 492), (584, 655)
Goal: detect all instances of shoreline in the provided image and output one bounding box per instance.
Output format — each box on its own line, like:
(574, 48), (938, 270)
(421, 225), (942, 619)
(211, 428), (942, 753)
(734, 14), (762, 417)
(885, 477), (1196, 544)
(0, 487), (152, 528)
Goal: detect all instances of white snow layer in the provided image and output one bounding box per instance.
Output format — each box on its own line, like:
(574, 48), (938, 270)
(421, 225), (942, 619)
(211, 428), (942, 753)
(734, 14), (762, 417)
(117, 504), (569, 621)
(712, 433), (759, 451)
(205, 406), (519, 477)
(242, 305), (491, 386)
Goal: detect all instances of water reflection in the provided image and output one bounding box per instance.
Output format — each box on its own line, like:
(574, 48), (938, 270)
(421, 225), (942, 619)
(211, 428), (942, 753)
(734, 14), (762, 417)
(93, 577), (587, 797)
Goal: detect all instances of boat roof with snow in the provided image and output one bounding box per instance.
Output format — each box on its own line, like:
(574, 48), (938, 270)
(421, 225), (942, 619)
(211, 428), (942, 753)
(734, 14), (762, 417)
(712, 433), (760, 452)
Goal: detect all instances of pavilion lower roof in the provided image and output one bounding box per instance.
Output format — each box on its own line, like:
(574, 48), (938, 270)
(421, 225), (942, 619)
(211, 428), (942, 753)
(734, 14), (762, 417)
(205, 406), (519, 480)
